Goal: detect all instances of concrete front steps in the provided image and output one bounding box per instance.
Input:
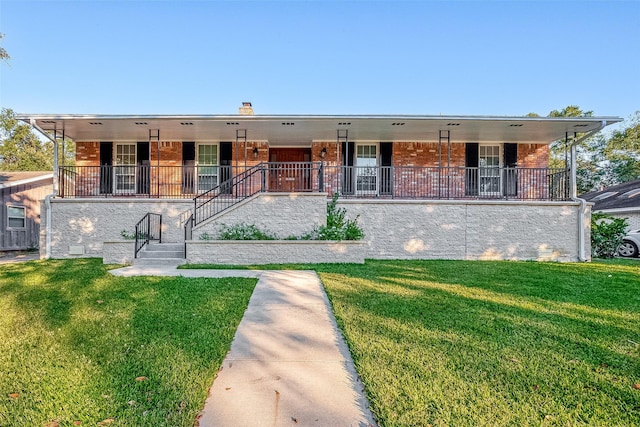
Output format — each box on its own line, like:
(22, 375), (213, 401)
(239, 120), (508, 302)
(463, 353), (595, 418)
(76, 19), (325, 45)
(134, 242), (186, 266)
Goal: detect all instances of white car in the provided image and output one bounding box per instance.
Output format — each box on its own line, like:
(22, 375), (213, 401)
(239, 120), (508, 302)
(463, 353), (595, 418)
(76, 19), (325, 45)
(618, 229), (640, 258)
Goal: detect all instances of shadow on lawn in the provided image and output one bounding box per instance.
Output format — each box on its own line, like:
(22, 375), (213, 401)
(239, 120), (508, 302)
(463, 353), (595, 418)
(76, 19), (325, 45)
(0, 258), (256, 426)
(316, 260), (640, 425)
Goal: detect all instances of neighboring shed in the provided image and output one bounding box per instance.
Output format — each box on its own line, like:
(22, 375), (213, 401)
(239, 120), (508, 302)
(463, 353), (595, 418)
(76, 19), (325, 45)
(0, 171), (53, 250)
(581, 178), (640, 231)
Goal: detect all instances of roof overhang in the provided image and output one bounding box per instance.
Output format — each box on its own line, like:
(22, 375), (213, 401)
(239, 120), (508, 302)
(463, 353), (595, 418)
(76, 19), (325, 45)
(17, 114), (622, 145)
(0, 172), (54, 190)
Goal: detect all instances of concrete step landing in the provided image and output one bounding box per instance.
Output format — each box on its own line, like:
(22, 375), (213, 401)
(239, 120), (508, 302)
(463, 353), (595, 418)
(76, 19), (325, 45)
(134, 242), (186, 265)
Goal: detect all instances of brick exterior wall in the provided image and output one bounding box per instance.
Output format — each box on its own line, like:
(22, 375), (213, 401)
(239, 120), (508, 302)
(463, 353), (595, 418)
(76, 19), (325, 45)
(391, 142), (465, 167)
(518, 144), (549, 168)
(231, 141), (269, 168)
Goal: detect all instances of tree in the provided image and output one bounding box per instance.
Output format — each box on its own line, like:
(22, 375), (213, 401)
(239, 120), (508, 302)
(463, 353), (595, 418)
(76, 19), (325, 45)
(602, 111), (640, 183)
(0, 108), (54, 171)
(547, 105), (595, 170)
(0, 33), (9, 63)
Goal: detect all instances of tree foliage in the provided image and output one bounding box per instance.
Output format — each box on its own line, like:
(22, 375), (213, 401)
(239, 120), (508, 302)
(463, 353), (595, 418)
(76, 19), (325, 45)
(0, 33), (9, 63)
(602, 111), (640, 183)
(0, 108), (54, 171)
(591, 212), (628, 259)
(530, 105), (639, 193)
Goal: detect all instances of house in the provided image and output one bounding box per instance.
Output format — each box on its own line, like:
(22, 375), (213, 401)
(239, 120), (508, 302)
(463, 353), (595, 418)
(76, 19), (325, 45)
(18, 105), (621, 263)
(581, 178), (640, 231)
(0, 171), (53, 251)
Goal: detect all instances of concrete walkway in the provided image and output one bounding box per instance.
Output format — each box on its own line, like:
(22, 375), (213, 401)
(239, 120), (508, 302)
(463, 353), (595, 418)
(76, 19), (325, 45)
(0, 251), (40, 264)
(110, 265), (376, 427)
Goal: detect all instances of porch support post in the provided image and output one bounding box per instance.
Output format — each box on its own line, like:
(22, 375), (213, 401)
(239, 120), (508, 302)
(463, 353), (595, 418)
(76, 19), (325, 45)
(337, 129), (348, 195)
(438, 130), (451, 199)
(236, 129), (247, 171)
(149, 129), (160, 197)
(30, 119), (59, 194)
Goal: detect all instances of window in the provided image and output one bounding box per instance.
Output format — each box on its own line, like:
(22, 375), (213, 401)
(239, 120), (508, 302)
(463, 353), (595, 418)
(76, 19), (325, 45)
(479, 144), (501, 195)
(197, 144), (219, 192)
(7, 206), (26, 229)
(356, 144), (377, 193)
(114, 143), (136, 193)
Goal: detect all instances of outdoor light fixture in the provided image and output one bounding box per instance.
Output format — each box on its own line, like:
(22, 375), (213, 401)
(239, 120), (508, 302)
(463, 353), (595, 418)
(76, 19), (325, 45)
(320, 147), (327, 158)
(253, 147), (259, 158)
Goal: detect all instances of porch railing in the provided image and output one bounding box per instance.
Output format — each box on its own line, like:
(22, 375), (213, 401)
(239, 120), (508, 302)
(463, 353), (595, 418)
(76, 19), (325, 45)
(134, 213), (162, 258)
(320, 165), (569, 201)
(193, 163), (266, 225)
(58, 164), (570, 202)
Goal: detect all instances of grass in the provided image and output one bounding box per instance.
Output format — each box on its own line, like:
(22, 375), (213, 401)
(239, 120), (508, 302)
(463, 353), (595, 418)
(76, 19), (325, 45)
(0, 259), (256, 427)
(3, 258), (639, 426)
(315, 260), (640, 426)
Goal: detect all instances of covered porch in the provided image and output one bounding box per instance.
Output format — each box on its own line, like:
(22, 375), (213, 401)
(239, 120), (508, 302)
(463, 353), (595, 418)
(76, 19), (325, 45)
(56, 162), (569, 202)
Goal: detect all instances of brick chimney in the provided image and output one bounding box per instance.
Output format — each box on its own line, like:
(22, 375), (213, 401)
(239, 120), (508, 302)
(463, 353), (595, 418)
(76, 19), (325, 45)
(238, 102), (254, 115)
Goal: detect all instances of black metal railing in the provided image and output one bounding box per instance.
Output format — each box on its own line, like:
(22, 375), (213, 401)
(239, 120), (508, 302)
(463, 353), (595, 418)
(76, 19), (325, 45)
(59, 165), (239, 199)
(320, 165), (569, 201)
(58, 164), (569, 202)
(134, 213), (162, 258)
(183, 214), (193, 258)
(193, 163), (266, 225)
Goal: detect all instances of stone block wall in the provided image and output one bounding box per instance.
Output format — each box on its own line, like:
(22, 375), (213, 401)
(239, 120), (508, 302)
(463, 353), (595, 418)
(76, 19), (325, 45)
(338, 199), (583, 261)
(187, 240), (366, 265)
(46, 198), (192, 258)
(44, 194), (586, 262)
(194, 193), (327, 240)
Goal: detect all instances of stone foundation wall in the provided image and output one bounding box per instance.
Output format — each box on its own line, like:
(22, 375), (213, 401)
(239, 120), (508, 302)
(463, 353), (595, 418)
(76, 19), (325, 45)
(339, 199), (583, 262)
(46, 199), (192, 258)
(193, 193), (327, 240)
(45, 194), (585, 263)
(187, 240), (366, 265)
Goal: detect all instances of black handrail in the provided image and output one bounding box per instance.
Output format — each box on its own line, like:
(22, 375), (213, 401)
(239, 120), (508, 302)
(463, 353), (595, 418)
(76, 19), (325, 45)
(134, 213), (162, 258)
(193, 163), (266, 226)
(183, 213), (193, 258)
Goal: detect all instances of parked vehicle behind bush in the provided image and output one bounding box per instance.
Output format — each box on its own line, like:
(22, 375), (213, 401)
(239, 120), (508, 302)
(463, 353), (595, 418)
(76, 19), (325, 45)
(618, 229), (640, 258)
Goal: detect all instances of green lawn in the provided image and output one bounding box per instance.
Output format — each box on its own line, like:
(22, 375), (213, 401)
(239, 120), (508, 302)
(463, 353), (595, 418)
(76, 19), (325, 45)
(0, 259), (256, 427)
(315, 260), (640, 426)
(3, 258), (639, 426)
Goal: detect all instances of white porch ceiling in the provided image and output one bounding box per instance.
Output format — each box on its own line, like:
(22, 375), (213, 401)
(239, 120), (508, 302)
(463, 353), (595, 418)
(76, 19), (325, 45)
(19, 114), (622, 145)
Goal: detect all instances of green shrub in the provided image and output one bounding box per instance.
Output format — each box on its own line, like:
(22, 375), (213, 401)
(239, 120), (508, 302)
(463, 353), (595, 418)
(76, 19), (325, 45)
(218, 223), (277, 240)
(311, 194), (364, 241)
(120, 229), (147, 240)
(211, 196), (364, 241)
(591, 212), (628, 258)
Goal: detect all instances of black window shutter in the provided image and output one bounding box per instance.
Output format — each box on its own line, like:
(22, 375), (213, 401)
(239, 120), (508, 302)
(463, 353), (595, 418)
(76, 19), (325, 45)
(504, 143), (518, 196)
(340, 142), (355, 194)
(504, 143), (517, 167)
(380, 142), (393, 195)
(99, 142), (113, 194)
(465, 143), (479, 196)
(341, 141), (355, 166)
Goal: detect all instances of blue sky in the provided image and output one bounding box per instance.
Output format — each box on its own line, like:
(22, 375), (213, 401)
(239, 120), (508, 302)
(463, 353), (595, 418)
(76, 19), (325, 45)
(1, 0), (639, 121)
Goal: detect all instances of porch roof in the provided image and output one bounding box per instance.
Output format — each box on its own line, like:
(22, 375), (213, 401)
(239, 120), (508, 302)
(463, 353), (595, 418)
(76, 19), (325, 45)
(18, 113), (621, 146)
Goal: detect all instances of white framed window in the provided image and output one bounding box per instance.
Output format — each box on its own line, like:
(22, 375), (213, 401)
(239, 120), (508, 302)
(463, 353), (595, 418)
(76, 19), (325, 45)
(7, 205), (26, 229)
(479, 144), (501, 196)
(114, 143), (137, 193)
(356, 144), (378, 194)
(197, 143), (219, 192)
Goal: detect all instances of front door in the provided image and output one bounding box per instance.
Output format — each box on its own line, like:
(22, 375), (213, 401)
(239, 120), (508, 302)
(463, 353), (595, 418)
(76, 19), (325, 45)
(268, 148), (312, 191)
